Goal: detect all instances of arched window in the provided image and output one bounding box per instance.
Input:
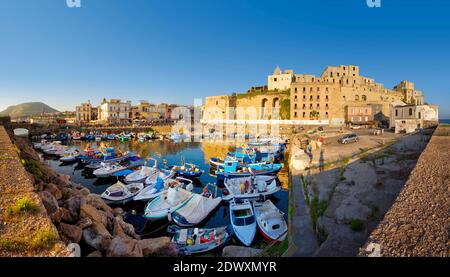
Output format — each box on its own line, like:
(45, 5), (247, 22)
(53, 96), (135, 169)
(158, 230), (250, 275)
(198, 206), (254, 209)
(362, 95), (367, 101)
(355, 95), (360, 101)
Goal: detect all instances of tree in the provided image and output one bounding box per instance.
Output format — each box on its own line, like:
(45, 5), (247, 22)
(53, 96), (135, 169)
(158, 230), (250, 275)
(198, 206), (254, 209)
(310, 110), (319, 120)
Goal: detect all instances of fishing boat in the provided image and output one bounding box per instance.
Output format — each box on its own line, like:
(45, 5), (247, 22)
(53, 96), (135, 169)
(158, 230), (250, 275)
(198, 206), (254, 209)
(168, 225), (233, 255)
(171, 193), (222, 227)
(134, 175), (187, 201)
(124, 158), (159, 183)
(107, 134), (116, 140)
(215, 160), (283, 181)
(143, 187), (195, 221)
(222, 175), (280, 201)
(13, 128), (29, 138)
(229, 199), (257, 246)
(93, 156), (144, 178)
(100, 181), (144, 204)
(253, 200), (287, 242)
(59, 149), (81, 163)
(165, 163), (204, 179)
(72, 132), (82, 140)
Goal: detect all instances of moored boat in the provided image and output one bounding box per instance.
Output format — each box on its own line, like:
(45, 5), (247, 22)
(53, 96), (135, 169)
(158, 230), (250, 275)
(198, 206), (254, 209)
(223, 175), (280, 201)
(171, 193), (222, 227)
(253, 200), (287, 242)
(100, 181), (144, 204)
(143, 187), (195, 221)
(168, 225), (233, 255)
(229, 199), (256, 246)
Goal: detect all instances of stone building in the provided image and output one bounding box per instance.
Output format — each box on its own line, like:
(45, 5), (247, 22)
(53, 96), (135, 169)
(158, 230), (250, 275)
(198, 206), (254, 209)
(346, 105), (373, 126)
(393, 81), (424, 105)
(98, 98), (132, 123)
(390, 104), (439, 133)
(268, 66), (294, 91)
(290, 65), (416, 126)
(75, 102), (94, 123)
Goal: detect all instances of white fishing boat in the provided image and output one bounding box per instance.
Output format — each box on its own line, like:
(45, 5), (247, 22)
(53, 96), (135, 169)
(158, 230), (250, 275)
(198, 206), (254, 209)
(13, 128), (29, 137)
(168, 225), (233, 255)
(171, 193), (222, 227)
(134, 173), (179, 201)
(229, 199), (256, 246)
(143, 187), (195, 221)
(144, 169), (173, 186)
(223, 175), (280, 201)
(100, 181), (144, 204)
(124, 166), (158, 184)
(253, 200), (287, 242)
(59, 149), (81, 162)
(93, 162), (126, 178)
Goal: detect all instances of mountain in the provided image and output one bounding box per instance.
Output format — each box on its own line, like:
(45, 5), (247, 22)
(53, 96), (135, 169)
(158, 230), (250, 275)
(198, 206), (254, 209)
(0, 102), (59, 118)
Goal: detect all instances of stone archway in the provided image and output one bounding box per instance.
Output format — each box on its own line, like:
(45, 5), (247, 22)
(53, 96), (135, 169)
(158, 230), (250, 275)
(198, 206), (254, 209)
(261, 98), (269, 119)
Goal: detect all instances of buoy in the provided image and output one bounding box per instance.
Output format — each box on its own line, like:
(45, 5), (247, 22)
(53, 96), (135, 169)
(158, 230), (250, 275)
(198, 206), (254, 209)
(131, 210), (137, 216)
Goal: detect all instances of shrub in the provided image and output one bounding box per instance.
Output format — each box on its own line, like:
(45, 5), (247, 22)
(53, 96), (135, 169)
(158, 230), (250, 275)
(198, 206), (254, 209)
(6, 196), (40, 216)
(349, 219), (364, 231)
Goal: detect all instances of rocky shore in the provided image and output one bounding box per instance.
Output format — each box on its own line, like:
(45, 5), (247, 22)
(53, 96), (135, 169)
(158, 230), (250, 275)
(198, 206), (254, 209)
(6, 133), (177, 257)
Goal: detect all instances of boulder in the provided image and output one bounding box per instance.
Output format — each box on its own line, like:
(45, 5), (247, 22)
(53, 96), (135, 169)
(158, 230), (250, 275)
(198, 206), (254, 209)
(50, 208), (63, 224)
(79, 188), (90, 196)
(113, 216), (139, 239)
(85, 194), (113, 213)
(76, 217), (93, 229)
(86, 250), (102, 257)
(39, 191), (59, 214)
(64, 195), (84, 220)
(60, 207), (77, 223)
(80, 204), (108, 227)
(222, 246), (262, 257)
(138, 237), (177, 257)
(58, 223), (82, 243)
(113, 207), (124, 217)
(44, 183), (63, 200)
(106, 236), (143, 257)
(82, 221), (112, 251)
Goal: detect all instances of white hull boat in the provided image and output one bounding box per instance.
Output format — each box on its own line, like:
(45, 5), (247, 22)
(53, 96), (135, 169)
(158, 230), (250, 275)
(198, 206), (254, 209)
(124, 166), (158, 184)
(144, 187), (195, 221)
(229, 199), (256, 246)
(223, 175), (280, 201)
(253, 200), (287, 242)
(101, 181), (144, 204)
(93, 163), (126, 178)
(169, 225), (233, 255)
(133, 173), (179, 201)
(171, 194), (222, 227)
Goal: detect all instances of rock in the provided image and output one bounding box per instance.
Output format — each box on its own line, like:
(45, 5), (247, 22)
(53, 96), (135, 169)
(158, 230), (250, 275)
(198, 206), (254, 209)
(44, 183), (63, 200)
(50, 208), (63, 224)
(85, 194), (113, 213)
(138, 237), (177, 257)
(80, 204), (108, 227)
(60, 207), (77, 223)
(113, 216), (139, 239)
(39, 191), (59, 214)
(79, 188), (90, 196)
(222, 246), (262, 257)
(106, 236), (143, 257)
(82, 221), (112, 251)
(76, 217), (93, 229)
(64, 195), (84, 220)
(113, 207), (124, 217)
(58, 223), (82, 243)
(86, 250), (102, 257)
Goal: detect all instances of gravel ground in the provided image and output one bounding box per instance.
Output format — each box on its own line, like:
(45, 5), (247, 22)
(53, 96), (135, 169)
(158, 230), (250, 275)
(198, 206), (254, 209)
(360, 125), (450, 257)
(0, 127), (68, 257)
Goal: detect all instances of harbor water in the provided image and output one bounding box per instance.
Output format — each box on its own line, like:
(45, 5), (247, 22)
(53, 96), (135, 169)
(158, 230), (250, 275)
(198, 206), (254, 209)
(43, 139), (289, 254)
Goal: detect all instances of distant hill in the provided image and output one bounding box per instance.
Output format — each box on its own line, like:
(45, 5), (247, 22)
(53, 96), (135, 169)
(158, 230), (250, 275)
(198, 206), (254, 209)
(0, 102), (59, 118)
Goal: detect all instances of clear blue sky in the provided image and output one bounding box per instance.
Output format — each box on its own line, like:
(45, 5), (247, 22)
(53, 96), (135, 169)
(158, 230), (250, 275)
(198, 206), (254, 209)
(0, 0), (449, 117)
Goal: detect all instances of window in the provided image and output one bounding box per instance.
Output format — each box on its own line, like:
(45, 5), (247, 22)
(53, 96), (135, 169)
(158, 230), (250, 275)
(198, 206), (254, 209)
(302, 112), (306, 118)
(310, 95), (313, 100)
(274, 78), (277, 82)
(325, 95), (329, 101)
(303, 104), (306, 109)
(409, 108), (413, 116)
(295, 87), (298, 93)
(303, 87), (306, 92)
(317, 87), (320, 92)
(325, 112), (328, 118)
(325, 87), (329, 92)
(216, 101), (218, 105)
(294, 112), (297, 117)
(359, 116), (362, 122)
(294, 95), (298, 101)
(395, 109), (398, 117)
(351, 116), (354, 122)
(310, 104), (313, 109)
(362, 95), (367, 101)
(359, 108), (362, 114)
(418, 112), (421, 119)
(365, 116), (368, 122)
(294, 104), (297, 109)
(303, 95), (306, 100)
(326, 104), (329, 109)
(317, 95), (320, 100)
(355, 95), (360, 101)
(317, 104), (320, 109)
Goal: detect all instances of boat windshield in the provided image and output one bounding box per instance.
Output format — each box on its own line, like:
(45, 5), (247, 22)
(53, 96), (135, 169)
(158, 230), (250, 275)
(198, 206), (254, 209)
(233, 215), (255, 226)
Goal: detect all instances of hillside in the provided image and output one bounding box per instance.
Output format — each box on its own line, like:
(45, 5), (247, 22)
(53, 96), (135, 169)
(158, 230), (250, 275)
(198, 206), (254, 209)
(0, 102), (59, 118)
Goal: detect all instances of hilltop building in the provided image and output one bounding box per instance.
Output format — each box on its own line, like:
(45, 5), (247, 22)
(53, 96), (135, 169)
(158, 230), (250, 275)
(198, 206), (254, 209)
(390, 104), (439, 133)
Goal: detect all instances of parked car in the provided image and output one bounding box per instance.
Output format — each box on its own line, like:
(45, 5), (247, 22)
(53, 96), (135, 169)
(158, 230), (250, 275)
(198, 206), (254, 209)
(338, 133), (359, 144)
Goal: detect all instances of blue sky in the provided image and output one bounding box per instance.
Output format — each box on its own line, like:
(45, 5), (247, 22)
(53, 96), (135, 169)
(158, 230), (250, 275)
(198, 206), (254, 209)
(0, 0), (449, 117)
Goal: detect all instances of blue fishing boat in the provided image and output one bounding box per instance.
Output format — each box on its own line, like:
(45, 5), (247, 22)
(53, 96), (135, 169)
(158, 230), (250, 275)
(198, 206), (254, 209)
(215, 160), (282, 181)
(165, 163), (204, 179)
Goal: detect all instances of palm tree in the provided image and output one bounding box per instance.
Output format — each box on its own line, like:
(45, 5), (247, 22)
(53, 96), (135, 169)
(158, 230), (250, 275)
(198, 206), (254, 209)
(310, 110), (319, 120)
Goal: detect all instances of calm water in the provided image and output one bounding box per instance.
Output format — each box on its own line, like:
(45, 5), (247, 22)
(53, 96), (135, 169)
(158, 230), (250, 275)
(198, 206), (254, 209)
(44, 139), (289, 251)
